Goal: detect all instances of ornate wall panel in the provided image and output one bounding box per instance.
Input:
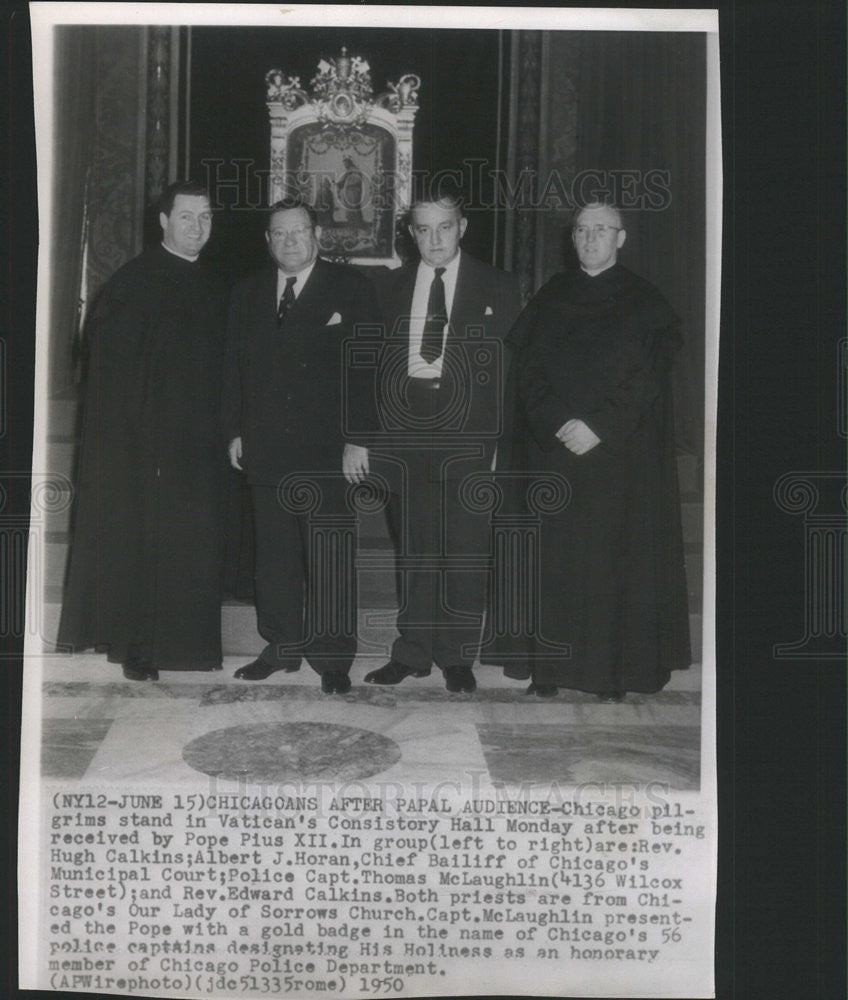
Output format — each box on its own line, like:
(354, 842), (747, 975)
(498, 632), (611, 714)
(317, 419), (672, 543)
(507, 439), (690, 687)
(85, 27), (147, 299)
(537, 33), (580, 283)
(504, 31), (579, 297)
(509, 31), (542, 301)
(145, 26), (172, 205)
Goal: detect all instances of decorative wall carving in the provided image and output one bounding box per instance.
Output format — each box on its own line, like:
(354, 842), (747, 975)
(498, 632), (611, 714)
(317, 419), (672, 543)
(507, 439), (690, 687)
(504, 31), (579, 296)
(85, 27), (147, 302)
(538, 33), (579, 282)
(513, 32), (542, 300)
(146, 26), (171, 205)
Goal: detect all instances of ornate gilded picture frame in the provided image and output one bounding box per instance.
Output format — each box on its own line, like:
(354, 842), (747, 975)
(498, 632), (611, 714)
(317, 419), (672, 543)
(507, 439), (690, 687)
(266, 49), (420, 267)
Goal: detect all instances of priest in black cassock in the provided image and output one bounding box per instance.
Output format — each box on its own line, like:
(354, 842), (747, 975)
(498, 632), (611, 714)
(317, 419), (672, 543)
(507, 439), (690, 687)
(58, 181), (228, 681)
(493, 202), (691, 701)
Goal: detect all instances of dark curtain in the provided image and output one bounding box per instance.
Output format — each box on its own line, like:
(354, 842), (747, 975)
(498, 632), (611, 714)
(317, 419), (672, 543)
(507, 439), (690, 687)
(48, 27), (98, 395)
(575, 32), (706, 456)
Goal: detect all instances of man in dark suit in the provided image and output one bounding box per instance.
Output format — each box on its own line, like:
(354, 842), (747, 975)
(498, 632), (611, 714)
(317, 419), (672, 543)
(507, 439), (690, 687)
(226, 197), (380, 693)
(351, 190), (522, 692)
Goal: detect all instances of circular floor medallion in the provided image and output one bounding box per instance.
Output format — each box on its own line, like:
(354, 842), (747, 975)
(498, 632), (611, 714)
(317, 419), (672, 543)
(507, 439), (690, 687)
(182, 722), (401, 783)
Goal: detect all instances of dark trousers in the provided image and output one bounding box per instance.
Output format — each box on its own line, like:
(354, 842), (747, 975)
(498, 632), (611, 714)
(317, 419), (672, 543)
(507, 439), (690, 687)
(383, 384), (491, 672)
(251, 485), (356, 675)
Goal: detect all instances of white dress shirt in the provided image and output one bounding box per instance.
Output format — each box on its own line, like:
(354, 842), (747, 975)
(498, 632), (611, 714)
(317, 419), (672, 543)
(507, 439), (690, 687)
(276, 259), (318, 303)
(407, 252), (461, 378)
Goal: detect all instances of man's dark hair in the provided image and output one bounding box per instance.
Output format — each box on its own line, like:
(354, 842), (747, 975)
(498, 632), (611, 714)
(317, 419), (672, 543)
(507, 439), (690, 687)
(409, 173), (466, 217)
(158, 180), (210, 217)
(267, 196), (318, 230)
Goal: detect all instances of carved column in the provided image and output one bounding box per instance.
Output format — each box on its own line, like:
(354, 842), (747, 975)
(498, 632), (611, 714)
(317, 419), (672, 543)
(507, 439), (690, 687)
(773, 472), (847, 659)
(146, 26), (173, 204)
(507, 31), (543, 301)
(84, 27), (148, 296)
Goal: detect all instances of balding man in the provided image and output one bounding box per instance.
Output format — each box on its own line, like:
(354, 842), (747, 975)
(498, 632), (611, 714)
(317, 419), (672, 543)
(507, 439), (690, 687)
(495, 201), (691, 701)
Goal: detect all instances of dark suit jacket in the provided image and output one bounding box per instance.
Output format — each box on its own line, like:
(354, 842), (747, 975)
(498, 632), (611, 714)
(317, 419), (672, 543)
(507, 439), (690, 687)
(371, 252), (522, 490)
(226, 257), (380, 486)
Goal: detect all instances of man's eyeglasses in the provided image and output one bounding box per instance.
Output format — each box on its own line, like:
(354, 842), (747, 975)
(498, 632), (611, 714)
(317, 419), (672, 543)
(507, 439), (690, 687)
(269, 226), (313, 242)
(573, 225), (622, 240)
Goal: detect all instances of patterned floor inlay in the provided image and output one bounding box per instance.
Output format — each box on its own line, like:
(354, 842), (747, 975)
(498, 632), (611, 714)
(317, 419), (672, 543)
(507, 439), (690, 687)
(41, 718), (115, 778)
(477, 723), (700, 789)
(182, 722), (403, 783)
(198, 686), (701, 707)
(44, 682), (206, 699)
(42, 681), (700, 707)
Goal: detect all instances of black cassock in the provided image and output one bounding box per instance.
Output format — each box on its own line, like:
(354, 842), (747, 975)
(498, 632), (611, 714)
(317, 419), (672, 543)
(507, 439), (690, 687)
(58, 245), (228, 670)
(492, 264), (691, 693)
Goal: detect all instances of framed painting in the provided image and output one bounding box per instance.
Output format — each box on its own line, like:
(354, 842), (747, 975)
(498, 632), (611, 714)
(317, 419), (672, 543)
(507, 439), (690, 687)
(267, 48), (420, 266)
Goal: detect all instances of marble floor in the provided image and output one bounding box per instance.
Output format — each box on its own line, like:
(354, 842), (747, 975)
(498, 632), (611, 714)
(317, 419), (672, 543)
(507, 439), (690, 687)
(37, 616), (702, 793)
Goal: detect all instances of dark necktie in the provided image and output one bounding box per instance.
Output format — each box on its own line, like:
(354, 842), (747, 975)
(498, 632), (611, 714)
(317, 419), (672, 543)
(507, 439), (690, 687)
(277, 276), (297, 328)
(420, 267), (448, 364)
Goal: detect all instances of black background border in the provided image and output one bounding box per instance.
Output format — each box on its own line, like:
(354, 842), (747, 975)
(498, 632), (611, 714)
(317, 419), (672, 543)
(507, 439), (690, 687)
(4, 4), (846, 998)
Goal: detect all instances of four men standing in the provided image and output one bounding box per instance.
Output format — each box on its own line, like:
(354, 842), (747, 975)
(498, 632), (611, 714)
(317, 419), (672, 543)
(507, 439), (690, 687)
(61, 181), (691, 699)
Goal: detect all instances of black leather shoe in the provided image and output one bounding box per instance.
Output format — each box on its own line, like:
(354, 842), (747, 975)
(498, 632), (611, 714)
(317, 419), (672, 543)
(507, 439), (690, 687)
(122, 660), (159, 682)
(363, 661), (430, 685)
(597, 690), (625, 703)
(526, 682), (558, 698)
(444, 665), (476, 693)
(234, 658), (300, 680)
(321, 671), (352, 694)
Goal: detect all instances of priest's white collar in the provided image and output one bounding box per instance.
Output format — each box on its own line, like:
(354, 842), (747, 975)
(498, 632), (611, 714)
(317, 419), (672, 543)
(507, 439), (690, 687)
(161, 242), (200, 263)
(580, 260), (617, 277)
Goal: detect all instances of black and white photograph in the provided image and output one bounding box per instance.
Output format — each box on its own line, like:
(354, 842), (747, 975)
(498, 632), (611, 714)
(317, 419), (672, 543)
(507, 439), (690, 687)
(19, 5), (721, 998)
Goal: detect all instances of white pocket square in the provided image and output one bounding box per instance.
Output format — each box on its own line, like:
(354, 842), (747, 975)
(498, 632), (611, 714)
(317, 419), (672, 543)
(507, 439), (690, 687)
(326, 312), (342, 325)
(484, 306), (494, 316)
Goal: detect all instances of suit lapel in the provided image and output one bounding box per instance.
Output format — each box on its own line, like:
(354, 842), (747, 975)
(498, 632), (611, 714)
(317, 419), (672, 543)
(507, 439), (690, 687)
(444, 254), (484, 376)
(449, 253), (487, 339)
(390, 264), (418, 340)
(262, 265), (279, 328)
(292, 257), (326, 313)
(281, 258), (328, 331)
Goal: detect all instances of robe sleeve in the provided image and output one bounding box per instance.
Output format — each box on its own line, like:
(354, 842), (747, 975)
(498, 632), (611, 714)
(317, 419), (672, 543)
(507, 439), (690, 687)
(82, 266), (160, 456)
(506, 297), (566, 451)
(581, 315), (678, 451)
(223, 285), (244, 444)
(517, 352), (573, 452)
(497, 273), (524, 383)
